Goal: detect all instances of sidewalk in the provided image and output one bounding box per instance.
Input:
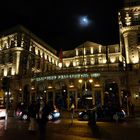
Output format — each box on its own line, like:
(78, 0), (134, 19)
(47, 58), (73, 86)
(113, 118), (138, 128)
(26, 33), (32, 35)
(47, 110), (94, 138)
(0, 110), (95, 140)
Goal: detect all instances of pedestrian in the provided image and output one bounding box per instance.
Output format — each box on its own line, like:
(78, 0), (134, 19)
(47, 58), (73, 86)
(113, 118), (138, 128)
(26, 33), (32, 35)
(36, 99), (49, 140)
(28, 101), (37, 132)
(131, 103), (135, 116)
(70, 102), (75, 125)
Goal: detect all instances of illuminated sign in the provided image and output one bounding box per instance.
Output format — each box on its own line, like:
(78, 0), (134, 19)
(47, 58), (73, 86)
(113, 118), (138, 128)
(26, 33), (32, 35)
(31, 73), (100, 82)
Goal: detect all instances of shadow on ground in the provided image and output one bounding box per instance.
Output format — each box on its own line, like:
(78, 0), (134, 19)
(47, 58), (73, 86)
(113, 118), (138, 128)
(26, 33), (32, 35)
(89, 123), (111, 140)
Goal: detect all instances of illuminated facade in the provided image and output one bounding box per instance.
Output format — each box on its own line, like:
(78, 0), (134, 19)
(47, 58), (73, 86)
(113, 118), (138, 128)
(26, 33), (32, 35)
(119, 0), (140, 112)
(0, 1), (140, 113)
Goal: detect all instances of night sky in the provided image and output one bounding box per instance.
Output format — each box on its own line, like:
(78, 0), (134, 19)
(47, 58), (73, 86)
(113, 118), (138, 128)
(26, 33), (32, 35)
(0, 0), (123, 52)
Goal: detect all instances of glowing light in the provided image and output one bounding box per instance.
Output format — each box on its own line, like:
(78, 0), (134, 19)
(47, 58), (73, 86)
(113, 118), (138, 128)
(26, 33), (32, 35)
(19, 88), (22, 91)
(58, 62), (62, 68)
(89, 79), (93, 83)
(94, 84), (100, 87)
(69, 85), (74, 88)
(78, 16), (91, 27)
(73, 61), (76, 66)
(110, 56), (116, 63)
(78, 79), (83, 83)
(48, 86), (53, 89)
(31, 87), (35, 90)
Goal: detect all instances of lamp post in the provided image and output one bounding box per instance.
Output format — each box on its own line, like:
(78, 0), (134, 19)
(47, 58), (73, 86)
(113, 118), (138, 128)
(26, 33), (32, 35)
(5, 91), (10, 111)
(78, 79), (83, 98)
(44, 90), (47, 103)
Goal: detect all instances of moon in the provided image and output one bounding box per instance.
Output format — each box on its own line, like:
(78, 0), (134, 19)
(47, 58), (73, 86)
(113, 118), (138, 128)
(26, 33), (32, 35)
(79, 16), (90, 27)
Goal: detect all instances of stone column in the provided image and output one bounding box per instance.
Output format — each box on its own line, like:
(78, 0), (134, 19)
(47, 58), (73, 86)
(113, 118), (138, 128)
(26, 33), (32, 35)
(15, 51), (21, 75)
(75, 90), (78, 109)
(123, 33), (130, 64)
(53, 90), (55, 105)
(101, 87), (104, 106)
(46, 91), (48, 102)
(119, 87), (122, 107)
(67, 90), (70, 110)
(92, 87), (95, 105)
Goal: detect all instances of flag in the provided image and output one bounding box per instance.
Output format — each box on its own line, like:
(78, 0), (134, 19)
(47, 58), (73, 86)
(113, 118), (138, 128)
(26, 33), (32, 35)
(106, 46), (109, 62)
(59, 48), (63, 63)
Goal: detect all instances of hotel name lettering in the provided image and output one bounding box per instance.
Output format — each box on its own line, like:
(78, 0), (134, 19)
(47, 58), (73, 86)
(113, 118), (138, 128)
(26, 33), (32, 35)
(31, 73), (100, 82)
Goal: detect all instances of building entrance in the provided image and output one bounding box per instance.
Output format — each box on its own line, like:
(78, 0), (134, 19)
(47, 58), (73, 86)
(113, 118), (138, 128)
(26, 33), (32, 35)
(104, 82), (120, 108)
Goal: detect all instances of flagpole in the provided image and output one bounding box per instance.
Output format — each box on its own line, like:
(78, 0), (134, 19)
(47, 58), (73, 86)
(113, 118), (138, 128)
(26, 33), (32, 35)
(106, 46), (109, 71)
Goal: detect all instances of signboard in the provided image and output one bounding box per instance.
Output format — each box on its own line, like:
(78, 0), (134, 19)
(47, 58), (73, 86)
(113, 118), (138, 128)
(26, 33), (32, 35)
(31, 73), (100, 82)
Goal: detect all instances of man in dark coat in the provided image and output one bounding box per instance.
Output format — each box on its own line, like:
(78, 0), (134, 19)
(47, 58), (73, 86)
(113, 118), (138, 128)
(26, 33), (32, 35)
(28, 101), (37, 131)
(36, 99), (49, 140)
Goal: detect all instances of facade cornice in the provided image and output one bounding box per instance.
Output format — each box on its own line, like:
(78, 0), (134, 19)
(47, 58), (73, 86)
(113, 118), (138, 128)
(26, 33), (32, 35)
(124, 5), (140, 11)
(0, 25), (57, 55)
(121, 25), (140, 34)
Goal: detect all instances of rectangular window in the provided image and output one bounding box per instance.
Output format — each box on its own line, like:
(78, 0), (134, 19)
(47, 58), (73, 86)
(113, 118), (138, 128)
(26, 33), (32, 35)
(86, 49), (90, 55)
(79, 50), (83, 56)
(7, 68), (12, 76)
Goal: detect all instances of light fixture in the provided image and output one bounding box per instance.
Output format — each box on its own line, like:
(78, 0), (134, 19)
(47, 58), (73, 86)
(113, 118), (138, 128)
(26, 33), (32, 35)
(31, 87), (35, 90)
(89, 79), (93, 83)
(48, 86), (53, 89)
(69, 85), (74, 88)
(58, 62), (62, 68)
(78, 79), (83, 83)
(19, 88), (22, 91)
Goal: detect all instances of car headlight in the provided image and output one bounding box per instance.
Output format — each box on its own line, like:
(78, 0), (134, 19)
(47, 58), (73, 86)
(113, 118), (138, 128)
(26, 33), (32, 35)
(78, 112), (82, 115)
(48, 114), (53, 120)
(53, 112), (60, 118)
(54, 109), (58, 112)
(122, 110), (126, 116)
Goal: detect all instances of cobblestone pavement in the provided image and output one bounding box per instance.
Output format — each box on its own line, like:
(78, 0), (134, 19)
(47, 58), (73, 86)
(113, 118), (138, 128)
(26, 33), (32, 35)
(0, 111), (140, 140)
(0, 111), (98, 140)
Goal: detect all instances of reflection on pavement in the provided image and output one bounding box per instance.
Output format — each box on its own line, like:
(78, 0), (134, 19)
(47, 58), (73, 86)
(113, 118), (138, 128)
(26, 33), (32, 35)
(0, 119), (5, 136)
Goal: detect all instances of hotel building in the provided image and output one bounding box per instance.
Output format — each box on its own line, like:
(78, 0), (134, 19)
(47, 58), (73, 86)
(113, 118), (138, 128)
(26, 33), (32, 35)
(0, 1), (140, 113)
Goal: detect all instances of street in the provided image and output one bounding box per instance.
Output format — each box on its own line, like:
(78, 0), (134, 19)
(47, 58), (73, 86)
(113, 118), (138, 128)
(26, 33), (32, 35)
(0, 111), (140, 140)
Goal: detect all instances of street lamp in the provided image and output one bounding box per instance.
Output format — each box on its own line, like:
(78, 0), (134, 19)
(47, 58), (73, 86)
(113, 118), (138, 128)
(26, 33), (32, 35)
(44, 90), (47, 102)
(78, 79), (83, 84)
(78, 79), (83, 98)
(89, 78), (93, 83)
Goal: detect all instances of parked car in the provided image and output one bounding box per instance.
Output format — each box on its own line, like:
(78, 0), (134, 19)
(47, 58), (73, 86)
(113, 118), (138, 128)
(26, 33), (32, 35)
(0, 105), (6, 119)
(78, 107), (97, 120)
(15, 101), (61, 121)
(15, 108), (29, 120)
(47, 108), (60, 121)
(15, 102), (29, 120)
(78, 106), (126, 121)
(46, 101), (61, 121)
(96, 106), (126, 121)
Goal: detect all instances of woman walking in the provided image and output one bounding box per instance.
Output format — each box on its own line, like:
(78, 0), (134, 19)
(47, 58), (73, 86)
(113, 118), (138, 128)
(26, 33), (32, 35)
(28, 101), (37, 132)
(36, 99), (49, 140)
(70, 102), (75, 125)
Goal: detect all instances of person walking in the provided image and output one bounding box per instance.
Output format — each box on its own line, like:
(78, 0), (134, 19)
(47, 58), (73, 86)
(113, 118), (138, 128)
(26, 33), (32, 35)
(70, 102), (75, 125)
(36, 99), (49, 140)
(28, 101), (37, 132)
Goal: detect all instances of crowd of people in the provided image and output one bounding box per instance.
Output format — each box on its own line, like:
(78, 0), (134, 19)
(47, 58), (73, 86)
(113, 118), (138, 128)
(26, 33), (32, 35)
(27, 99), (50, 140)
